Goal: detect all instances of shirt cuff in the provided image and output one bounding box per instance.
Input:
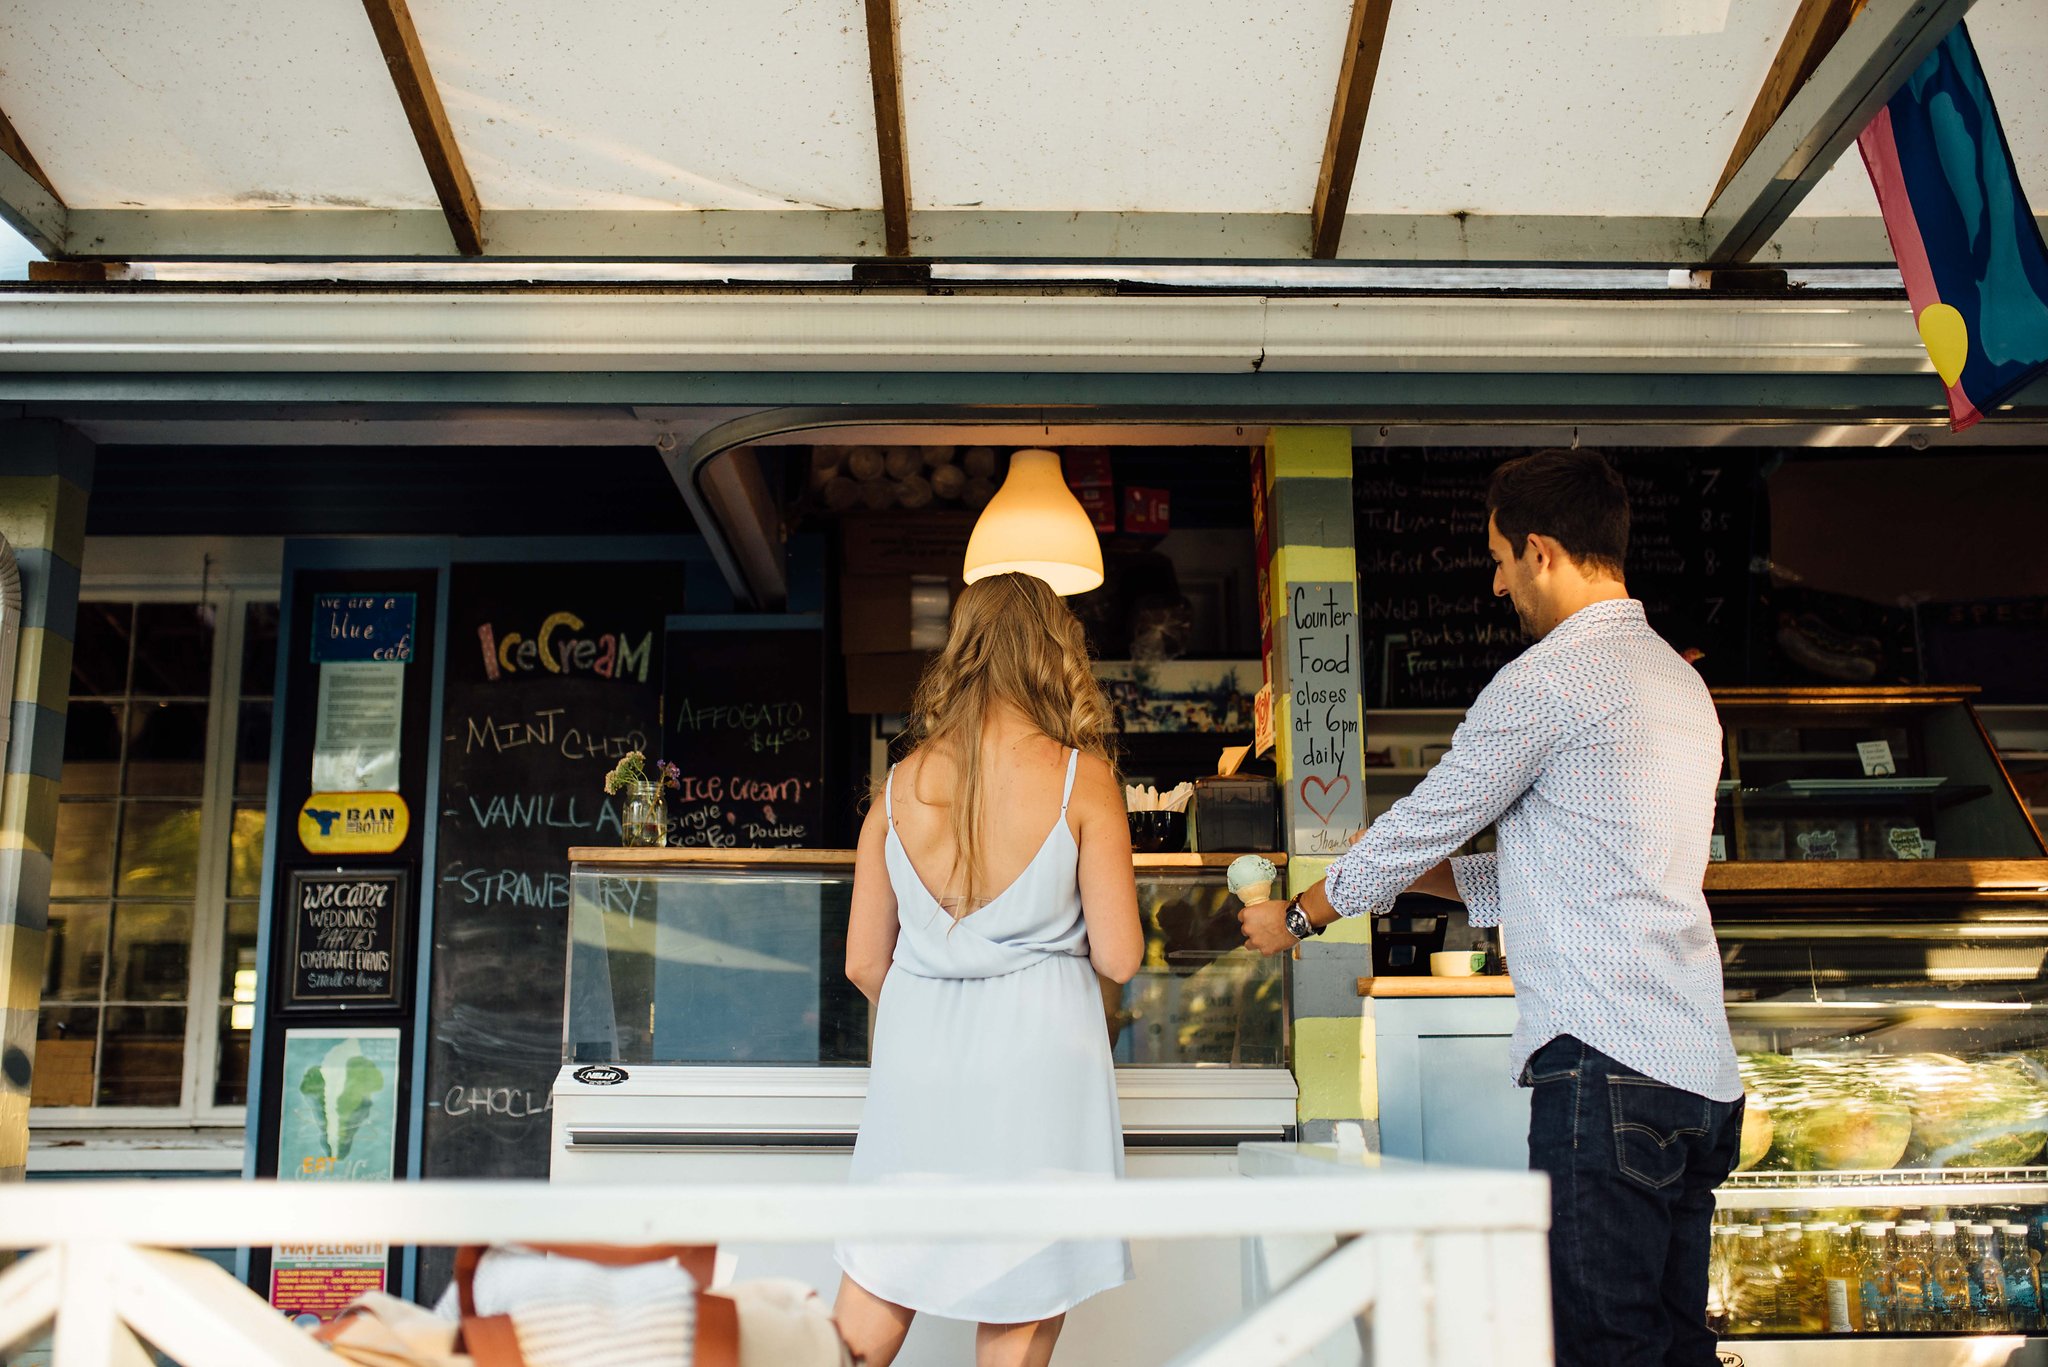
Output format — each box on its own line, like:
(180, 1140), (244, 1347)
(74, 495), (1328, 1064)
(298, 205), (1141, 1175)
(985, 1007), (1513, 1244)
(1450, 853), (1502, 928)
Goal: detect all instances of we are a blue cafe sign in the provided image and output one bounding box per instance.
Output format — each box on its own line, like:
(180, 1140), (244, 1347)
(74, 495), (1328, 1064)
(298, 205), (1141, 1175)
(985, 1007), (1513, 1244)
(311, 593), (417, 663)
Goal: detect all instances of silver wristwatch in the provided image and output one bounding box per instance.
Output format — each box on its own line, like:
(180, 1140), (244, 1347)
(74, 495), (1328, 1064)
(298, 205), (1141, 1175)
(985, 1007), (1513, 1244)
(1284, 898), (1322, 941)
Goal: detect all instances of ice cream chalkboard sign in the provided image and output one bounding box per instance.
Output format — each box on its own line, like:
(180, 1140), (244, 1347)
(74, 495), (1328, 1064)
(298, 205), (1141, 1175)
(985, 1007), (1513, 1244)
(282, 868), (408, 1011)
(661, 617), (826, 849)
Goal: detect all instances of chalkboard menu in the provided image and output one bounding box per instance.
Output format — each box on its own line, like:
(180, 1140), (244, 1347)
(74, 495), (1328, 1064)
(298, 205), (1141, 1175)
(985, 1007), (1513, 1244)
(427, 563), (676, 1181)
(1355, 449), (1760, 707)
(662, 618), (826, 848)
(282, 868), (408, 1010)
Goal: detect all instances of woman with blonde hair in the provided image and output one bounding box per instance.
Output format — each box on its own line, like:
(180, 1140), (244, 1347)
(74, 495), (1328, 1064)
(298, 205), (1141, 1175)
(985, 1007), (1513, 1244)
(834, 572), (1144, 1367)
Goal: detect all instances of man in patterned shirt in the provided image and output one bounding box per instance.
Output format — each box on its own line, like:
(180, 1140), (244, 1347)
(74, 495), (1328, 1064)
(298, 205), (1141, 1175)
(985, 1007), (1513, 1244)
(1241, 448), (1743, 1367)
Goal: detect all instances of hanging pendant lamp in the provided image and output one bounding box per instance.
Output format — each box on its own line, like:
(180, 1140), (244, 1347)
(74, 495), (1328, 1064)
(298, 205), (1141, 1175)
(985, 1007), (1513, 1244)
(961, 448), (1104, 595)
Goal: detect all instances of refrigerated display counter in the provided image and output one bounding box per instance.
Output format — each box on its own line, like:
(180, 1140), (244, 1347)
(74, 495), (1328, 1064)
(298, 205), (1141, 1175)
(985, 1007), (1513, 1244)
(1366, 688), (2048, 1364)
(551, 846), (1295, 1366)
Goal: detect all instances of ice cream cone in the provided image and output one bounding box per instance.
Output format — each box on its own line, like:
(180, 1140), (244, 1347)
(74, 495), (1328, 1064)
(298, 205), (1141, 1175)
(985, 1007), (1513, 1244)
(1234, 880), (1274, 907)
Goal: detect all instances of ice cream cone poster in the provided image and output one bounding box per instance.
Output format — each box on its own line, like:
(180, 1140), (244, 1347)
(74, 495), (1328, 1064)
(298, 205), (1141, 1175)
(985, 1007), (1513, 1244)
(277, 1028), (400, 1183)
(272, 1028), (401, 1323)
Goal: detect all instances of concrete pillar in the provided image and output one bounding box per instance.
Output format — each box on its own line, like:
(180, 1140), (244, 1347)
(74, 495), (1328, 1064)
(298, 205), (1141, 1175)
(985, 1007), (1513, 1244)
(1260, 428), (1373, 1145)
(0, 422), (93, 1181)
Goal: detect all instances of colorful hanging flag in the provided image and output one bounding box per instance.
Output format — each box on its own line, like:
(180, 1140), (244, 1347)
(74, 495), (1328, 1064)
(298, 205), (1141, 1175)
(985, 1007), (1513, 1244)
(1856, 22), (2048, 431)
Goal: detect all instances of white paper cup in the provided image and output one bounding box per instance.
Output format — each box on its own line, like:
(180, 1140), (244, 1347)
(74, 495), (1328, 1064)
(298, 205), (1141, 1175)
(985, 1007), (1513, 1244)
(1430, 950), (1486, 977)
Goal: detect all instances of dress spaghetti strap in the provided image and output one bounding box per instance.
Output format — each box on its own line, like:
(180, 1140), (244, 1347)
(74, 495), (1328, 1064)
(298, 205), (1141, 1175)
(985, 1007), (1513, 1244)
(1059, 747), (1079, 815)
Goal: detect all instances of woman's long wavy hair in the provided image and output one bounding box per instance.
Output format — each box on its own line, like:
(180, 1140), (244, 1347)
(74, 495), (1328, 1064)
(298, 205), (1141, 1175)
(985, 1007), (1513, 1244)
(902, 572), (1116, 915)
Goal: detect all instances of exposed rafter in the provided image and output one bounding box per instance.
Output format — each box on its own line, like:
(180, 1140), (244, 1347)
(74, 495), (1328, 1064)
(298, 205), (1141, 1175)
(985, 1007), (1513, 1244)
(1711, 0), (1859, 206)
(1702, 0), (1976, 264)
(359, 0), (485, 255)
(0, 101), (65, 257)
(861, 0), (913, 257)
(1310, 0), (1396, 260)
(0, 105), (59, 206)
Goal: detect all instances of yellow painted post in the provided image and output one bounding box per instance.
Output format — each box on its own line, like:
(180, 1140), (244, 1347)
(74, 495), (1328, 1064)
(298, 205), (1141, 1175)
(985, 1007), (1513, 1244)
(1260, 428), (1372, 1136)
(0, 422), (93, 1181)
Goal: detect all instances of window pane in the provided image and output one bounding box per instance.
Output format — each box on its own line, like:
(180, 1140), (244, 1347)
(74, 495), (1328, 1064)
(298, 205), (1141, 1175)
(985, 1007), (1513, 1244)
(124, 702), (210, 796)
(60, 702), (124, 796)
(213, 1003), (251, 1108)
(98, 1005), (184, 1106)
(42, 902), (108, 1001)
(70, 602), (131, 697)
(107, 902), (193, 1002)
(227, 805), (266, 899)
(240, 601), (280, 698)
(116, 802), (202, 897)
(32, 1006), (99, 1107)
(130, 603), (214, 697)
(235, 702), (273, 797)
(220, 900), (260, 1000)
(51, 802), (116, 897)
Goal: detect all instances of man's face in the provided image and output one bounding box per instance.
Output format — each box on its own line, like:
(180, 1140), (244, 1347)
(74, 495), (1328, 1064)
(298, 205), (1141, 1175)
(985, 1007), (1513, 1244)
(1488, 514), (1542, 639)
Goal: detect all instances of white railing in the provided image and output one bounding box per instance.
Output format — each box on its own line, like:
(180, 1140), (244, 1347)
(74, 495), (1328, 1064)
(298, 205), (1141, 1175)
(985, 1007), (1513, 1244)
(0, 1143), (1551, 1367)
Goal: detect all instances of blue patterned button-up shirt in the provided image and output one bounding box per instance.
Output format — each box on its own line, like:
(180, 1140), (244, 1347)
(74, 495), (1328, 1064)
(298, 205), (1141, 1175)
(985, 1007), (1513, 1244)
(1326, 598), (1741, 1101)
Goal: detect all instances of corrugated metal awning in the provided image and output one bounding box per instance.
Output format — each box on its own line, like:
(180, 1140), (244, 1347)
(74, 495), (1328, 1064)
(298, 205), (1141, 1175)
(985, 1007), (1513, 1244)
(0, 0), (2039, 267)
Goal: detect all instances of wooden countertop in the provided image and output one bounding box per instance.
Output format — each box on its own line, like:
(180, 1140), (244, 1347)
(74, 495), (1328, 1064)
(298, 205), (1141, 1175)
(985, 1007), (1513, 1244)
(1360, 976), (1516, 998)
(569, 847), (1285, 870)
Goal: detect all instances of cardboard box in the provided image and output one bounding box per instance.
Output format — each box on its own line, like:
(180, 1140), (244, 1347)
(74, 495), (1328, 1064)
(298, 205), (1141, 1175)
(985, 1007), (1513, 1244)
(846, 651), (934, 714)
(842, 573), (959, 655)
(839, 511), (976, 576)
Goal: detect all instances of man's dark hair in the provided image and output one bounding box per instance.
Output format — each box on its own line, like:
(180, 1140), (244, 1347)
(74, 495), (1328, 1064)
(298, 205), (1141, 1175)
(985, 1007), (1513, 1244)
(1486, 448), (1630, 578)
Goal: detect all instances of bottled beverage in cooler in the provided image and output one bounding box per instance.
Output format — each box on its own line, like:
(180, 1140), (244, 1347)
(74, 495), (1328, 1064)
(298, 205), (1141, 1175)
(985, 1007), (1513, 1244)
(1792, 1223), (1834, 1332)
(2000, 1223), (2039, 1331)
(1857, 1223), (1897, 1332)
(1764, 1222), (1810, 1331)
(1891, 1223), (1933, 1332)
(1968, 1224), (2009, 1332)
(1822, 1224), (1864, 1333)
(1707, 1224), (1737, 1337)
(1931, 1221), (1972, 1333)
(1730, 1226), (1784, 1336)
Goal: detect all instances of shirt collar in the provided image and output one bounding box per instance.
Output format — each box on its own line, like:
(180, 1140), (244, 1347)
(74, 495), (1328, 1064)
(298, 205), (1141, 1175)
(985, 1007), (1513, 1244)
(1546, 597), (1644, 641)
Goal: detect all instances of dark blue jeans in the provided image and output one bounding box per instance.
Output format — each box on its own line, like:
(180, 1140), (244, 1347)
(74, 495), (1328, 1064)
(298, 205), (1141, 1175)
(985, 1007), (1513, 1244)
(1524, 1035), (1744, 1367)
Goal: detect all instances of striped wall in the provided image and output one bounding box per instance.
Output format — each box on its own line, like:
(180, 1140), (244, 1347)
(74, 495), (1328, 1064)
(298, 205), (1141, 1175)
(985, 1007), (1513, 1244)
(0, 422), (93, 1181)
(1261, 428), (1373, 1143)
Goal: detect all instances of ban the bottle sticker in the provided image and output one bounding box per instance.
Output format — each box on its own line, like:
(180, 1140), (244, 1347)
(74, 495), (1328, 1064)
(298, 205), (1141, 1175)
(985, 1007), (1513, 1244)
(299, 792), (410, 855)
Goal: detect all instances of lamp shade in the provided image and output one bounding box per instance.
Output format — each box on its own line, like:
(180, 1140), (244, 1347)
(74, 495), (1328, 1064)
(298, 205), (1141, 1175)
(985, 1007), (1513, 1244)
(961, 449), (1104, 596)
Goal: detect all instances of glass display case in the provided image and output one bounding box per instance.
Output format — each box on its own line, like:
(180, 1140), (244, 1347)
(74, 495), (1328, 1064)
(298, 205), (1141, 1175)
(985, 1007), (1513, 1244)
(1710, 687), (2044, 865)
(1708, 864), (2048, 1359)
(564, 851), (1286, 1071)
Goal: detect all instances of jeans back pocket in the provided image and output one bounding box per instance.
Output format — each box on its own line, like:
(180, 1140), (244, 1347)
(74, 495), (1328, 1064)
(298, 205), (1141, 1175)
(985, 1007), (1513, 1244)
(1609, 1075), (1708, 1190)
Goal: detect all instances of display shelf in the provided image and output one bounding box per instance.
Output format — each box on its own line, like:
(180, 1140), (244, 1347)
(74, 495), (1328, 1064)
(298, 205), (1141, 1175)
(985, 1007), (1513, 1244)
(1718, 1167), (2048, 1211)
(1717, 781), (1991, 810)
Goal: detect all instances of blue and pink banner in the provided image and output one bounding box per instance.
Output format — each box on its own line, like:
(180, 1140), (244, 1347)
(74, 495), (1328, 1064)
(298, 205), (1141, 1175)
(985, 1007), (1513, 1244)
(1857, 22), (2048, 431)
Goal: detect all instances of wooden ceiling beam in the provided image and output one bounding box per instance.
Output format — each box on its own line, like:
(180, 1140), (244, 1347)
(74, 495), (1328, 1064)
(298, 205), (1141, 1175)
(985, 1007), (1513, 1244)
(862, 0), (913, 257)
(0, 104), (60, 206)
(1709, 0), (1859, 207)
(360, 0), (485, 255)
(1310, 0), (1396, 260)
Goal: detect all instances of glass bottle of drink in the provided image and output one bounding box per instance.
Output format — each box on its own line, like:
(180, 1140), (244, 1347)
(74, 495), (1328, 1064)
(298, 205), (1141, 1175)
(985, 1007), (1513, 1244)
(1792, 1222), (1835, 1332)
(1857, 1222), (1897, 1333)
(1968, 1224), (2009, 1332)
(1764, 1222), (1807, 1331)
(1707, 1223), (1737, 1337)
(1930, 1221), (1971, 1333)
(1891, 1223), (1933, 1332)
(2000, 1222), (2039, 1331)
(1731, 1226), (1783, 1336)
(1822, 1223), (1865, 1333)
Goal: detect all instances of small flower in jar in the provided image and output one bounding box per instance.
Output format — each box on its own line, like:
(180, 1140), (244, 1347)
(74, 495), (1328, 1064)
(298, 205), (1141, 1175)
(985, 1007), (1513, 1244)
(657, 759), (681, 790)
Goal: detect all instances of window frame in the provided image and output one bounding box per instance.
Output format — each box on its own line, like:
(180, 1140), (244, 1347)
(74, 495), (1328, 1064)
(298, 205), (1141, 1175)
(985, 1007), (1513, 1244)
(32, 572), (279, 1130)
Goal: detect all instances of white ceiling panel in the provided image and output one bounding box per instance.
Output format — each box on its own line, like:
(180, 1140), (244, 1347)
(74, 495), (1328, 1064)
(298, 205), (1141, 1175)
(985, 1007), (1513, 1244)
(408, 0), (881, 211)
(0, 0), (438, 210)
(899, 0), (1354, 213)
(1785, 0), (2048, 219)
(1350, 0), (1800, 216)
